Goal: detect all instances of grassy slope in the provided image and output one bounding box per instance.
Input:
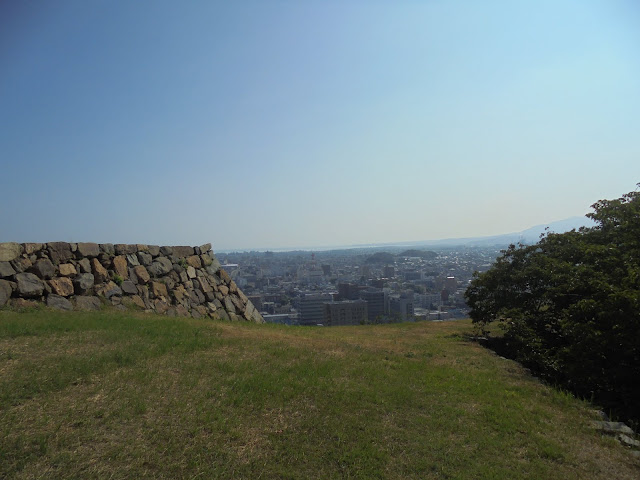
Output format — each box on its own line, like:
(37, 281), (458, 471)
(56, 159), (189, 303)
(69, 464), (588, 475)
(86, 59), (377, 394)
(0, 309), (637, 479)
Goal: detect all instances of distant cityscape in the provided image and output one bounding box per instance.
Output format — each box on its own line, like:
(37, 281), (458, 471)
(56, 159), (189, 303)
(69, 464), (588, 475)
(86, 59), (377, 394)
(217, 245), (505, 327)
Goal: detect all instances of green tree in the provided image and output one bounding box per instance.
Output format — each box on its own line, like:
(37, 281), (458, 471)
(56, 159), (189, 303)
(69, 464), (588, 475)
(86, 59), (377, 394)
(465, 186), (640, 423)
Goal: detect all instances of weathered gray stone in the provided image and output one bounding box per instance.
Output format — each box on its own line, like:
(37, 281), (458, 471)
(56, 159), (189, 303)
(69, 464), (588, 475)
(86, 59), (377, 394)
(187, 266), (196, 279)
(15, 272), (45, 297)
(0, 279), (12, 306)
(219, 269), (232, 285)
(47, 294), (73, 311)
(97, 281), (122, 299)
(91, 258), (109, 283)
(200, 253), (213, 267)
(48, 277), (74, 297)
(216, 309), (230, 322)
(159, 246), (173, 256)
(173, 263), (185, 274)
(47, 242), (73, 264)
(224, 296), (236, 314)
(136, 244), (149, 252)
(74, 296), (101, 311)
(148, 258), (172, 276)
(112, 256), (129, 279)
(205, 255), (222, 274)
(129, 295), (146, 309)
(70, 243), (77, 252)
(23, 243), (43, 255)
(0, 243), (22, 262)
(617, 434), (640, 448)
(121, 280), (138, 295)
(115, 244), (137, 255)
(172, 246), (194, 258)
(199, 243), (212, 253)
(133, 265), (150, 284)
(137, 251), (153, 266)
(77, 258), (91, 273)
(126, 254), (140, 267)
(191, 308), (203, 319)
(10, 257), (31, 273)
(100, 243), (115, 255)
(151, 281), (168, 298)
(31, 258), (56, 279)
(0, 261), (16, 278)
(59, 263), (77, 277)
(186, 255), (202, 268)
(76, 242), (100, 257)
(73, 273), (95, 295)
(147, 245), (160, 256)
(592, 421), (635, 435)
(154, 298), (170, 314)
(176, 305), (190, 317)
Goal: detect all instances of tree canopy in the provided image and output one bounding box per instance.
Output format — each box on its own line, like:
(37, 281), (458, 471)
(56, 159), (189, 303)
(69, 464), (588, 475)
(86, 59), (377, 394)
(465, 187), (640, 424)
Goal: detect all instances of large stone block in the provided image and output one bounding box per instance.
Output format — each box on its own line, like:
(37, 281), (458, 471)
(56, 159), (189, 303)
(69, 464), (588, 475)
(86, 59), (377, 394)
(24, 243), (43, 255)
(186, 255), (202, 268)
(199, 243), (212, 254)
(137, 251), (153, 266)
(48, 277), (74, 297)
(151, 281), (168, 299)
(126, 254), (140, 267)
(0, 279), (12, 306)
(115, 244), (137, 255)
(148, 258), (172, 277)
(99, 244), (115, 255)
(47, 294), (73, 311)
(77, 258), (91, 273)
(0, 243), (22, 262)
(73, 273), (95, 295)
(59, 263), (77, 277)
(121, 280), (137, 295)
(0, 261), (16, 278)
(172, 246), (194, 258)
(47, 242), (73, 264)
(76, 242), (100, 257)
(11, 257), (32, 273)
(32, 258), (56, 279)
(91, 258), (109, 283)
(16, 272), (45, 298)
(219, 269), (232, 285)
(147, 245), (160, 257)
(112, 256), (129, 279)
(132, 265), (150, 284)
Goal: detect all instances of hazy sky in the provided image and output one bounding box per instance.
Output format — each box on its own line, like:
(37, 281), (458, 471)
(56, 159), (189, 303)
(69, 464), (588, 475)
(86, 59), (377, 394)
(1, 1), (639, 251)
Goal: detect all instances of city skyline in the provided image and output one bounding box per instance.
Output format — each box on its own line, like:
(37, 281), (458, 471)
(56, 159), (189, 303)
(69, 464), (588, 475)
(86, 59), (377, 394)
(1, 1), (639, 251)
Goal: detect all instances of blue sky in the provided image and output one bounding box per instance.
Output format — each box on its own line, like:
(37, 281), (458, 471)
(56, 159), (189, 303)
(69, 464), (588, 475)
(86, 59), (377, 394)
(1, 1), (639, 251)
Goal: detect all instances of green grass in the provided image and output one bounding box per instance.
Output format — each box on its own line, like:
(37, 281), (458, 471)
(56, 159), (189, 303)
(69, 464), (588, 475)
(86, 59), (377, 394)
(0, 309), (638, 479)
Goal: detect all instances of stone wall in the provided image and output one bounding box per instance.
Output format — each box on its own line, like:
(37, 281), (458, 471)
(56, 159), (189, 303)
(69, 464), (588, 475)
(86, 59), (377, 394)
(0, 242), (264, 323)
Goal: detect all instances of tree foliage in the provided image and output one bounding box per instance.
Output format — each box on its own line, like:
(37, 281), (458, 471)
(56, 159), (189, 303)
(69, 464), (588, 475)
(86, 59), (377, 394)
(465, 187), (640, 423)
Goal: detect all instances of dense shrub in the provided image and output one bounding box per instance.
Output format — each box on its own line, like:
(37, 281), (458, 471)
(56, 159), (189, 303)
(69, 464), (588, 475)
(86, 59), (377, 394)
(465, 187), (640, 424)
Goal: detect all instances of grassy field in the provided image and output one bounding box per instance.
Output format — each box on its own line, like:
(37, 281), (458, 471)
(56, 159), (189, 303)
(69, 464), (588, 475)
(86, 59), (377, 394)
(0, 309), (638, 479)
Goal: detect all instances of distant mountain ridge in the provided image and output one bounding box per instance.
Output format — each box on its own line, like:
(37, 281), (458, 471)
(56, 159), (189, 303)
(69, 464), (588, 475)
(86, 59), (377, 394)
(414, 216), (596, 247)
(220, 216), (596, 253)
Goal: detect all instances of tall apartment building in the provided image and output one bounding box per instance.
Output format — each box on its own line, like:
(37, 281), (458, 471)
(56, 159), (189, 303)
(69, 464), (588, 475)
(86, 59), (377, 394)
(389, 293), (415, 321)
(323, 300), (368, 326)
(298, 293), (333, 326)
(359, 288), (385, 323)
